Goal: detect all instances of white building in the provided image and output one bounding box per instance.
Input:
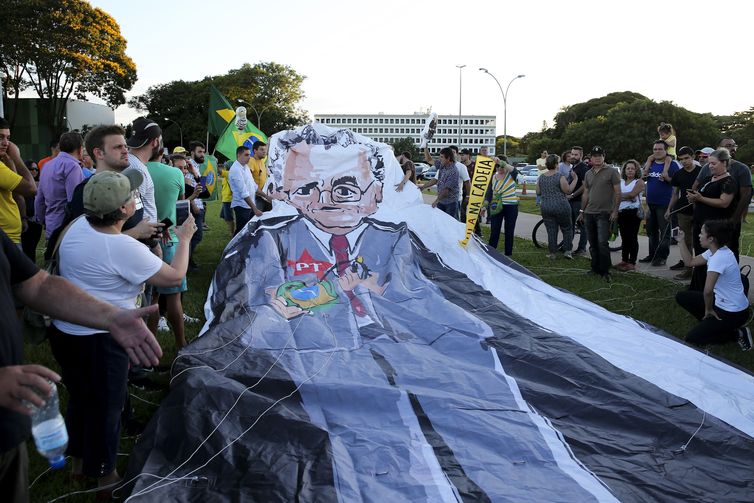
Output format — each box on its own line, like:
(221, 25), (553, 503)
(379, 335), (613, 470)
(65, 99), (115, 130)
(313, 112), (496, 155)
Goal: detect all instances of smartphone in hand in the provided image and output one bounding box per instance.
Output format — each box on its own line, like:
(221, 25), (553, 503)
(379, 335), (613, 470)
(176, 201), (190, 225)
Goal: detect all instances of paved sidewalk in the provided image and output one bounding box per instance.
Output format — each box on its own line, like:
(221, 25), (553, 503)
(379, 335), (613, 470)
(421, 193), (754, 303)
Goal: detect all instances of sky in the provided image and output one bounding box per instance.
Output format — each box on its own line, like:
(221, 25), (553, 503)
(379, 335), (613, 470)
(90, 0), (753, 138)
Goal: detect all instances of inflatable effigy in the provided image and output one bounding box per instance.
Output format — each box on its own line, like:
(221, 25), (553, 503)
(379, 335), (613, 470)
(123, 123), (754, 502)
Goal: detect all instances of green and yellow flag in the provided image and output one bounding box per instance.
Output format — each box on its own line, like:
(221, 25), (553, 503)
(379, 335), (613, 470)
(199, 154), (219, 196)
(208, 85), (235, 137)
(215, 121), (268, 161)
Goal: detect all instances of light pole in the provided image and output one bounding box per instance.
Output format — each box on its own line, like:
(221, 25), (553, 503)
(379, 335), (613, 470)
(165, 118), (183, 147)
(456, 64), (465, 148)
(479, 69), (525, 157)
(237, 99), (269, 130)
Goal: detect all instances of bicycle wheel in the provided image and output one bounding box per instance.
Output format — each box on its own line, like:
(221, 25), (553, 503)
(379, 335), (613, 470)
(532, 219), (548, 248)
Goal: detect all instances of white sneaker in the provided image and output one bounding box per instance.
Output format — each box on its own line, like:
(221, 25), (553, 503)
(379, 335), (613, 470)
(157, 316), (169, 332)
(183, 313), (200, 324)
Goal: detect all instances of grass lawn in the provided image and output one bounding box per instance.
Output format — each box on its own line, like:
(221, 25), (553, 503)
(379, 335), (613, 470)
(23, 199), (754, 501)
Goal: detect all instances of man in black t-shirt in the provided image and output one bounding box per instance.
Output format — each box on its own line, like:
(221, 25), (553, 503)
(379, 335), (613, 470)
(0, 227), (163, 501)
(666, 147), (701, 279)
(566, 146), (589, 255)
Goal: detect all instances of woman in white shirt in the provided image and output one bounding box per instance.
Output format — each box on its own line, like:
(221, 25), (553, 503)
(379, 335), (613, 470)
(675, 219), (752, 350)
(47, 170), (196, 492)
(615, 160), (645, 271)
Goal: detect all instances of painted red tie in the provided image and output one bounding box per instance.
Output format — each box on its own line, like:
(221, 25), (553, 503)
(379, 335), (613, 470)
(330, 234), (367, 317)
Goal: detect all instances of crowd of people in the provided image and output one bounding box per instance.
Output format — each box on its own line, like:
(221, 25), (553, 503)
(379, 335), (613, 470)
(0, 115), (232, 500)
(1, 113), (753, 501)
(409, 125), (752, 353)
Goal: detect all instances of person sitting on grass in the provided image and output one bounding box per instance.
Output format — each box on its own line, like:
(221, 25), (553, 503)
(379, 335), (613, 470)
(675, 220), (752, 351)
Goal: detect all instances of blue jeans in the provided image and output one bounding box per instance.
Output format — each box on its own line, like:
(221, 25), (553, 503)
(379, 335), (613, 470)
(569, 200), (588, 252)
(190, 207), (205, 257)
(436, 200), (459, 219)
(646, 204), (670, 261)
(488, 205), (518, 256)
(584, 212), (612, 275)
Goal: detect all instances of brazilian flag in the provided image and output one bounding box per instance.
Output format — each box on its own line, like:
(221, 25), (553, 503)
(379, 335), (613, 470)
(215, 120), (268, 161)
(199, 154), (219, 197)
(208, 85), (235, 138)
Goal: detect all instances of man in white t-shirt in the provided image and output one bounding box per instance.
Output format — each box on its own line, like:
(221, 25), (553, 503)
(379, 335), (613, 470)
(228, 145), (263, 235)
(536, 150), (548, 174)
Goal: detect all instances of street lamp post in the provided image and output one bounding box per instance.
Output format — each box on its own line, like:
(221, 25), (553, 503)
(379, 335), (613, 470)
(165, 118), (183, 147)
(479, 69), (525, 157)
(456, 64), (465, 148)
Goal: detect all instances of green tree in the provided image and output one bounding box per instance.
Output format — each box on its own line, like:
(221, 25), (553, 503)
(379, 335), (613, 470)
(217, 62), (308, 133)
(524, 92), (720, 164)
(721, 107), (754, 166)
(130, 62), (309, 151)
(388, 137), (419, 161)
(129, 79), (213, 149)
(0, 0), (137, 135)
(496, 135), (521, 158)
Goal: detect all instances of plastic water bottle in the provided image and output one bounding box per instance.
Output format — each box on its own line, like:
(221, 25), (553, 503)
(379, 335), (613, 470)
(28, 381), (68, 469)
(609, 220), (619, 242)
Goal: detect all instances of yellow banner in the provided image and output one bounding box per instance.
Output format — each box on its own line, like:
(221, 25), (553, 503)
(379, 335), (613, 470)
(460, 155), (495, 248)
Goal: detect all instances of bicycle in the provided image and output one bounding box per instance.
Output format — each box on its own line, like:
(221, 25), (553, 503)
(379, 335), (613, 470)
(532, 217), (622, 252)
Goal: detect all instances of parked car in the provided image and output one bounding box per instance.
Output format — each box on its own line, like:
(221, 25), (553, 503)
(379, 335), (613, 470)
(519, 166), (540, 185)
(420, 167), (438, 180)
(414, 162), (431, 178)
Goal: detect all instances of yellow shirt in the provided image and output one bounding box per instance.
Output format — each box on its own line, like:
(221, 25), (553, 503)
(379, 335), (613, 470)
(0, 161), (23, 243)
(249, 157), (267, 190)
(666, 134), (677, 157)
(220, 170), (233, 203)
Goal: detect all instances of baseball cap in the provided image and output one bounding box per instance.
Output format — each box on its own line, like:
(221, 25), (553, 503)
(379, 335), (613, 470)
(126, 117), (162, 148)
(700, 147), (715, 155)
(83, 169), (143, 218)
(460, 148), (472, 155)
(172, 146), (187, 154)
(590, 146), (605, 156)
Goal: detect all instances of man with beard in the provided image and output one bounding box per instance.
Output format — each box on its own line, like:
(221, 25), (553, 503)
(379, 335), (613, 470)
(126, 118), (160, 224)
(186, 141), (207, 270)
(565, 146), (589, 256)
(46, 126), (162, 255)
